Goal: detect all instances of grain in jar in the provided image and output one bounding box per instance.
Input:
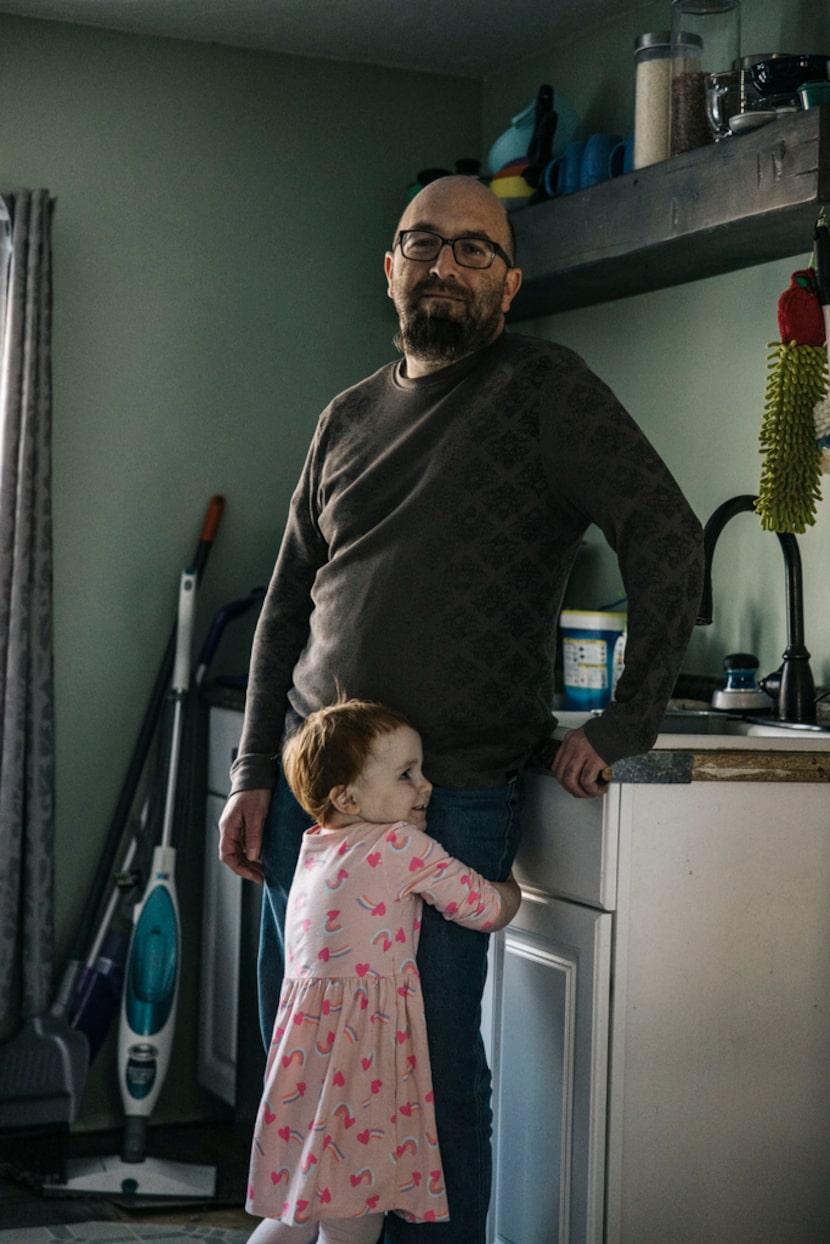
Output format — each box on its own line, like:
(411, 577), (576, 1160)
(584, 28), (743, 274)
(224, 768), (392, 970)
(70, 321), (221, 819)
(633, 32), (673, 168)
(670, 0), (742, 154)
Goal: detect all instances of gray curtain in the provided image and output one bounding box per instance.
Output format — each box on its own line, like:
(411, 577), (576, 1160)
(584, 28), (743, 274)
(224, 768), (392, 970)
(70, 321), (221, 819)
(0, 189), (56, 1035)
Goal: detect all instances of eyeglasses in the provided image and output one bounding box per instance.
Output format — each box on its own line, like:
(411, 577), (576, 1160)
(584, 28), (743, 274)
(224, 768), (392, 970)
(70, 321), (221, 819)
(396, 229), (513, 270)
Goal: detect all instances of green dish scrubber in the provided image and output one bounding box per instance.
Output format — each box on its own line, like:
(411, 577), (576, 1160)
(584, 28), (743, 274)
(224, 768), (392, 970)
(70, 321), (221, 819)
(756, 270), (828, 533)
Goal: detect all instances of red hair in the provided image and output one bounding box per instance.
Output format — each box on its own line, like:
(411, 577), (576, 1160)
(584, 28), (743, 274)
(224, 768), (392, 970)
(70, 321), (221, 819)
(282, 698), (413, 823)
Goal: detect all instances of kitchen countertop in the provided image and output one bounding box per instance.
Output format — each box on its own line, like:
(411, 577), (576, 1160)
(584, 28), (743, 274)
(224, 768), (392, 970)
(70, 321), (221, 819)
(533, 749), (830, 784)
(545, 701), (830, 783)
(593, 747), (830, 784)
(204, 684), (830, 783)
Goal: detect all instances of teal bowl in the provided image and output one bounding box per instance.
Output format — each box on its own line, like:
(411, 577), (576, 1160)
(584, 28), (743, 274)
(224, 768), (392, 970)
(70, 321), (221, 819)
(487, 94), (583, 175)
(798, 79), (830, 108)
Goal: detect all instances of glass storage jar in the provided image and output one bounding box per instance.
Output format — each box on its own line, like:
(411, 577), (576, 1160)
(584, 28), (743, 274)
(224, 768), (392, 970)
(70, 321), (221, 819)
(633, 32), (672, 168)
(670, 0), (742, 154)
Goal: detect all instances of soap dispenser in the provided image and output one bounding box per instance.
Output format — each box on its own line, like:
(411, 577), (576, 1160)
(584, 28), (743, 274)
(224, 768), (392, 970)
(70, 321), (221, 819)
(711, 652), (773, 712)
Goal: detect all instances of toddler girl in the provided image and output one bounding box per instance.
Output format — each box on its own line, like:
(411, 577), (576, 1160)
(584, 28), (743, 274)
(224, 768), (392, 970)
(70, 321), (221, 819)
(246, 698), (520, 1244)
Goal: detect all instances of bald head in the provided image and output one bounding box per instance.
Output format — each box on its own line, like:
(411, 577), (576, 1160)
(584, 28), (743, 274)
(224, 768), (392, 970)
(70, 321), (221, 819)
(396, 175), (516, 267)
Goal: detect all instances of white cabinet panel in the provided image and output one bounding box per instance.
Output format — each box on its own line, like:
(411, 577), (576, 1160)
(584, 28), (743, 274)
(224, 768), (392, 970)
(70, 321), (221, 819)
(198, 792), (241, 1106)
(199, 705), (264, 1113)
(489, 889), (612, 1244)
(207, 705), (243, 796)
(606, 781), (830, 1244)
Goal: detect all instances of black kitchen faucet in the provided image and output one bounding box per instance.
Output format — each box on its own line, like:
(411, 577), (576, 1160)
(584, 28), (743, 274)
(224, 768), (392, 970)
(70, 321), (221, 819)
(697, 493), (816, 725)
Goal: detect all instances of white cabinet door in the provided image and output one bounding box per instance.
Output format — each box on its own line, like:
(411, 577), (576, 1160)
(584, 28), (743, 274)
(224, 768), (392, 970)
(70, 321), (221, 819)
(199, 706), (245, 1106)
(607, 781), (830, 1244)
(207, 705), (244, 797)
(198, 791), (242, 1106)
(488, 889), (613, 1244)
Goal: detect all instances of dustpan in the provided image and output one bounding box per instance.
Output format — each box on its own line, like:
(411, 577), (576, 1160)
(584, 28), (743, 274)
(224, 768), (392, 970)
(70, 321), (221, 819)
(0, 973), (88, 1128)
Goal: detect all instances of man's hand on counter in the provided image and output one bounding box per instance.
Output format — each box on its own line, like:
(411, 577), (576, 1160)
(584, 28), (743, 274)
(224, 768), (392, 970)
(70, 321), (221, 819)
(551, 727), (609, 799)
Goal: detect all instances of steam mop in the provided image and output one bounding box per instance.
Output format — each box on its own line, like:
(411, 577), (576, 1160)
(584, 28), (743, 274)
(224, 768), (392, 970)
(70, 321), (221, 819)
(49, 568), (217, 1200)
(0, 498), (224, 1167)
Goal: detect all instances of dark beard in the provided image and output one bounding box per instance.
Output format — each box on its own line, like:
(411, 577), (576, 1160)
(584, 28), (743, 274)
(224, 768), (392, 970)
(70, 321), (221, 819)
(394, 299), (503, 366)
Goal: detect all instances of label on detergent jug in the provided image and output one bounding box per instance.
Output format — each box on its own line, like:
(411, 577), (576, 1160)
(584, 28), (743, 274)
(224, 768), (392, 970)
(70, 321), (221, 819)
(612, 632), (626, 692)
(563, 637), (609, 690)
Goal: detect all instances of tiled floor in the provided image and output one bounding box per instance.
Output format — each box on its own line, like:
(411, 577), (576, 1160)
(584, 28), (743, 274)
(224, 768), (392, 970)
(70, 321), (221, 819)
(0, 1122), (252, 1239)
(0, 1227), (251, 1243)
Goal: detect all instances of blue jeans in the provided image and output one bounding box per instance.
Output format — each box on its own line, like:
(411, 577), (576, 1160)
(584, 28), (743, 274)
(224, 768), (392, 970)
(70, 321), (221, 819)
(257, 772), (524, 1244)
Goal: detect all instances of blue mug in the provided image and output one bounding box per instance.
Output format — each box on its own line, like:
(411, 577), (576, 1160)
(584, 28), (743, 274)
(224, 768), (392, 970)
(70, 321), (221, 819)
(608, 132), (634, 178)
(579, 132), (623, 189)
(544, 140), (586, 197)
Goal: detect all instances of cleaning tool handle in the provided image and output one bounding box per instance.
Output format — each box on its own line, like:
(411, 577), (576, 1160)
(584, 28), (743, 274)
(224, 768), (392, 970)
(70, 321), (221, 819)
(122, 1114), (148, 1164)
(160, 571), (197, 846)
(198, 493), (226, 547)
(65, 495), (225, 965)
(172, 570), (197, 693)
(194, 585), (266, 685)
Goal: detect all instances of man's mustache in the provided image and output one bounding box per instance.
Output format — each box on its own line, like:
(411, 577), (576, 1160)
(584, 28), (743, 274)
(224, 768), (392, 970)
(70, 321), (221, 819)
(411, 280), (471, 305)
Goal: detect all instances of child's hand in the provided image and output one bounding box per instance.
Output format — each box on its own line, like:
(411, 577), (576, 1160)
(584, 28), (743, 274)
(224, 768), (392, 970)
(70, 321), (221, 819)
(490, 872), (521, 931)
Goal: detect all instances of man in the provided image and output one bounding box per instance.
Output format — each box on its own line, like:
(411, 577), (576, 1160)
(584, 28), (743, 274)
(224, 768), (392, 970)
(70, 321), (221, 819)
(220, 176), (703, 1242)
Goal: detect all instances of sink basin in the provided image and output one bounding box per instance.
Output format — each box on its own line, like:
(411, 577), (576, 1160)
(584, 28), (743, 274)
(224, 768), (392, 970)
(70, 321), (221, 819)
(554, 708), (830, 750)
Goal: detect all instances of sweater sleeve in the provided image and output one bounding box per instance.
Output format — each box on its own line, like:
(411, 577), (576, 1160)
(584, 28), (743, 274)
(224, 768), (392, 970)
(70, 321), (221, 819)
(540, 352), (705, 764)
(382, 823), (503, 932)
(229, 422), (329, 793)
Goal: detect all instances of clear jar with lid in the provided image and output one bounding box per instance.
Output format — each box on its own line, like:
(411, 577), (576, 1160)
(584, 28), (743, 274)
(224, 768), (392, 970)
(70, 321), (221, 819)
(633, 32), (673, 168)
(670, 0), (741, 154)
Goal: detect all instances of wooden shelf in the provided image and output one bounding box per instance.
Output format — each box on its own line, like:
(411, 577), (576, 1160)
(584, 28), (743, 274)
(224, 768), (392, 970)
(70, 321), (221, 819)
(508, 105), (830, 319)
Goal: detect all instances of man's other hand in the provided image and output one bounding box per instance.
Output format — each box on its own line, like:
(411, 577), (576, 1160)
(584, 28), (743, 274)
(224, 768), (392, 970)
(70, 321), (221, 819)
(551, 727), (609, 799)
(218, 788), (272, 882)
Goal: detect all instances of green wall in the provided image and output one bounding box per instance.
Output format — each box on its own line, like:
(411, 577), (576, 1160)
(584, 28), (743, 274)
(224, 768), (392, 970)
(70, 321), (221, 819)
(485, 0), (830, 684)
(0, 14), (481, 1126)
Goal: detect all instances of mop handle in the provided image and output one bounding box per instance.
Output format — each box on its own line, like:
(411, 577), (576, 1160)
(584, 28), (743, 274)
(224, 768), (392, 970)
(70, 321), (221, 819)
(160, 569), (197, 850)
(172, 569), (197, 694)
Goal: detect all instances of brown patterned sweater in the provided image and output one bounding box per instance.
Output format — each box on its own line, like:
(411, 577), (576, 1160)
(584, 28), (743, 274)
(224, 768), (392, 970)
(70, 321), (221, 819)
(231, 332), (704, 791)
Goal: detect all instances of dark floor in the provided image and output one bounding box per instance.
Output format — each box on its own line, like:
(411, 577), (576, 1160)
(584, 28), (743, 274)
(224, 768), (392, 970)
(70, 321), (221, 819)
(0, 1121), (252, 1233)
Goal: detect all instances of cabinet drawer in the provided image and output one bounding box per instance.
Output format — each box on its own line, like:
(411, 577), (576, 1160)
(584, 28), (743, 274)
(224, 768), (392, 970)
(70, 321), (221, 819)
(207, 705), (244, 796)
(515, 772), (620, 910)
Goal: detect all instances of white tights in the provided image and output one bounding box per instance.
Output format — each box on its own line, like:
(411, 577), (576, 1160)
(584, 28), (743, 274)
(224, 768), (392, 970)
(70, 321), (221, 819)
(247, 1212), (384, 1244)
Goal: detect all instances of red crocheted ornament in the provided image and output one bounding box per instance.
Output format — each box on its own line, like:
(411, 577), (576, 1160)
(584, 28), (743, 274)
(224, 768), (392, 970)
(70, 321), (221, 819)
(777, 269), (826, 346)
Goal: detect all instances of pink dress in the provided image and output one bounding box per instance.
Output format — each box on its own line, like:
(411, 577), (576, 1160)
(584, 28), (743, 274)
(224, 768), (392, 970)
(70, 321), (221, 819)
(246, 819), (504, 1228)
